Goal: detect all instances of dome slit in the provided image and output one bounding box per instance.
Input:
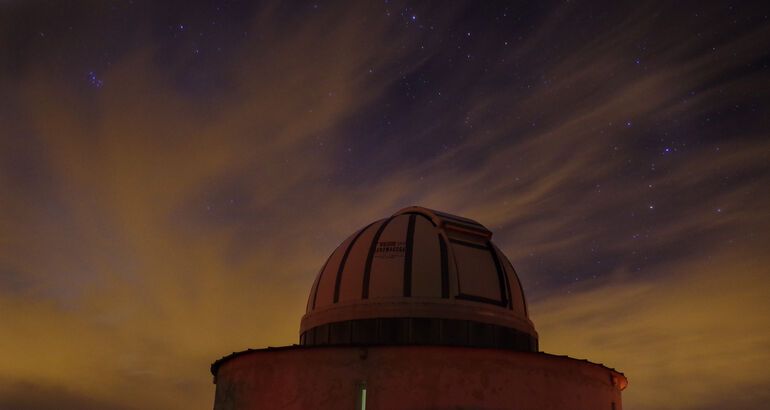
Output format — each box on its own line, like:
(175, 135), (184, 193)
(488, 243), (509, 308)
(503, 261), (514, 310)
(493, 246), (515, 310)
(403, 214), (416, 297)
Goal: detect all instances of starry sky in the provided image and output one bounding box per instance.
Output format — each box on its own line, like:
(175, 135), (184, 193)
(1, 1), (769, 409)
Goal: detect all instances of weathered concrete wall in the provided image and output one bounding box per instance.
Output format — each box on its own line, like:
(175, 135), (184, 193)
(213, 345), (626, 410)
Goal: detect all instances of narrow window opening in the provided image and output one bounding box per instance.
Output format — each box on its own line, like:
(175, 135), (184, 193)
(356, 381), (367, 410)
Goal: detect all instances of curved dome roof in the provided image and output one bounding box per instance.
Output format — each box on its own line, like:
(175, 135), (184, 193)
(300, 206), (538, 351)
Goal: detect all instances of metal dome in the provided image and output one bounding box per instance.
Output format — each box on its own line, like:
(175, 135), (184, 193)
(300, 206), (538, 351)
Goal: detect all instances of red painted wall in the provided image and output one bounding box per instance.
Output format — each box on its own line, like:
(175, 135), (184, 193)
(213, 345), (626, 410)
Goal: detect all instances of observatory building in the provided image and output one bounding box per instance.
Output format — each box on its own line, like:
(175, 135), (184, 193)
(211, 206), (627, 409)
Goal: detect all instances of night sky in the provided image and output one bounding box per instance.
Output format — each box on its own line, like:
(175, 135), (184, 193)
(1, 1), (769, 409)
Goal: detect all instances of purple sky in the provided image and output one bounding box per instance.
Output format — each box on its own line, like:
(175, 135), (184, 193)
(1, 1), (768, 408)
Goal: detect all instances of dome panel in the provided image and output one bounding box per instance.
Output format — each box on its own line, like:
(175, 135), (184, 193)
(452, 240), (506, 304)
(305, 260), (326, 313)
(368, 214), (411, 299)
(312, 224), (369, 309)
(337, 219), (386, 303)
(410, 215), (443, 298)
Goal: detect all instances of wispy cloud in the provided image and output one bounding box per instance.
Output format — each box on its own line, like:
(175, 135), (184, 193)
(533, 246), (770, 410)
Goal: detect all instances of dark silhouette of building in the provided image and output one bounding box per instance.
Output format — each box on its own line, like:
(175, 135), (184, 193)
(211, 206), (627, 409)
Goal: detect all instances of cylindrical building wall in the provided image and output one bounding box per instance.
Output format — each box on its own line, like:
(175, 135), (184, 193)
(212, 345), (626, 410)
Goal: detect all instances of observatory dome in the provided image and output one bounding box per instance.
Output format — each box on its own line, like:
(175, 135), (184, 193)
(300, 206), (538, 351)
